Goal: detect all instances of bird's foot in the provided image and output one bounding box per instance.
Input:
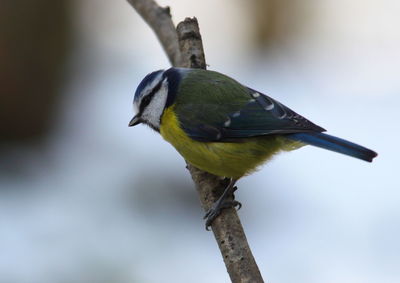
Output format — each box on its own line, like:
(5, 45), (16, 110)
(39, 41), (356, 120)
(203, 198), (242, 230)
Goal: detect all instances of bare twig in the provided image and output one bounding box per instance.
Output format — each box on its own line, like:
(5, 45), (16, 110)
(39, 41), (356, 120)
(127, 1), (264, 282)
(176, 18), (206, 69)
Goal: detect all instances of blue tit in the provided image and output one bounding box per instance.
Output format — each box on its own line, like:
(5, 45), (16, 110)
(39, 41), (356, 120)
(129, 67), (377, 227)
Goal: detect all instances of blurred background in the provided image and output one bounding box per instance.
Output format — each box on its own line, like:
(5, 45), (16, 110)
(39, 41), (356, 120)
(0, 0), (399, 282)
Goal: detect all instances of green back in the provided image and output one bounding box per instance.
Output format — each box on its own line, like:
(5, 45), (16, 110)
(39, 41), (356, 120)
(174, 69), (324, 142)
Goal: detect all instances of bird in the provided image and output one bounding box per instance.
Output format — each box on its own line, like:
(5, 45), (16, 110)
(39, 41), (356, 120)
(129, 67), (377, 228)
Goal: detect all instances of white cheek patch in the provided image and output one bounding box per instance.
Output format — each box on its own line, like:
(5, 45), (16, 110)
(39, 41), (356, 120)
(141, 78), (169, 129)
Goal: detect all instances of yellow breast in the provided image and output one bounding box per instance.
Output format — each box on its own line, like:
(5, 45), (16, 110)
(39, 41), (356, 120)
(159, 106), (302, 179)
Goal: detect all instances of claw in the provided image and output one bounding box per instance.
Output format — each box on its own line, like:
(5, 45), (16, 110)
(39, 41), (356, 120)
(204, 200), (242, 230)
(233, 200), (242, 210)
(203, 179), (241, 230)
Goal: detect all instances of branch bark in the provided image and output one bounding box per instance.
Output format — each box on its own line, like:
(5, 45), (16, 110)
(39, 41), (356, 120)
(127, 1), (264, 282)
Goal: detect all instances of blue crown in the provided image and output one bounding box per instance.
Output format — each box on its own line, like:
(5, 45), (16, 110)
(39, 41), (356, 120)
(134, 70), (164, 102)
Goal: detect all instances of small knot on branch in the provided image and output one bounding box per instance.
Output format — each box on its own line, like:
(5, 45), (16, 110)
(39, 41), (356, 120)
(160, 6), (171, 16)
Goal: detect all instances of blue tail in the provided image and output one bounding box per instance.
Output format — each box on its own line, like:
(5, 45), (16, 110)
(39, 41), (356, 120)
(287, 132), (377, 162)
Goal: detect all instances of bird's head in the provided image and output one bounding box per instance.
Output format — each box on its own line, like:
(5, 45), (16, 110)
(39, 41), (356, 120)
(129, 68), (185, 131)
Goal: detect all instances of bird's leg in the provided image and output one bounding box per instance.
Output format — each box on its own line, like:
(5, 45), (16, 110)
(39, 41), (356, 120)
(204, 178), (241, 230)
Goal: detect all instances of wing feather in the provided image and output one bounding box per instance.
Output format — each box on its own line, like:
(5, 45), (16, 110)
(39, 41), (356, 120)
(175, 70), (324, 142)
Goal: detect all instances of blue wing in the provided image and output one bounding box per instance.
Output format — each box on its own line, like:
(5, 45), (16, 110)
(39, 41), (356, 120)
(177, 87), (325, 142)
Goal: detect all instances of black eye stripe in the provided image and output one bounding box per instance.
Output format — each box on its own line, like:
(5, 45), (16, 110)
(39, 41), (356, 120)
(139, 80), (163, 113)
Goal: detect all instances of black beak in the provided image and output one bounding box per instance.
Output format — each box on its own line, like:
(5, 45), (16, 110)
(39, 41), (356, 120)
(128, 114), (141, 127)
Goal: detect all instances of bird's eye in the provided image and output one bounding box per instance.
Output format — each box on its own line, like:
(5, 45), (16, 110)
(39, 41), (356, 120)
(139, 81), (163, 112)
(139, 95), (152, 112)
(142, 95), (151, 105)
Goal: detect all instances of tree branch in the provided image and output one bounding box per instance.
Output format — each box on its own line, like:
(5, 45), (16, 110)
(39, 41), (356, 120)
(127, 1), (264, 282)
(176, 18), (206, 69)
